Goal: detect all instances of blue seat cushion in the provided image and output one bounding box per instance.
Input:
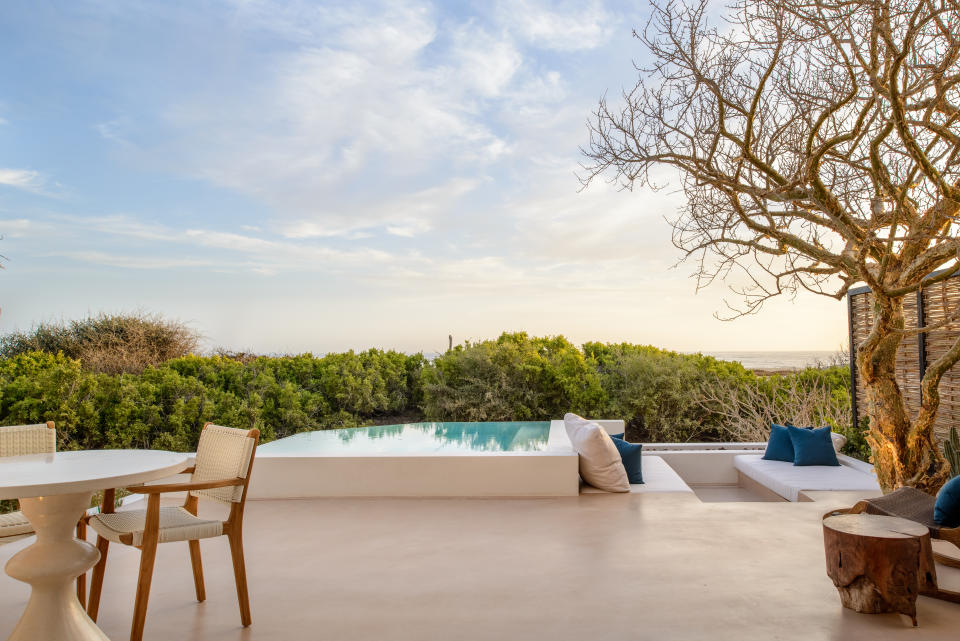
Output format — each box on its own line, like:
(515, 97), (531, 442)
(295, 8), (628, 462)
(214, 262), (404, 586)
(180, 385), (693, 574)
(935, 476), (960, 527)
(788, 426), (839, 466)
(610, 435), (643, 484)
(762, 424), (795, 462)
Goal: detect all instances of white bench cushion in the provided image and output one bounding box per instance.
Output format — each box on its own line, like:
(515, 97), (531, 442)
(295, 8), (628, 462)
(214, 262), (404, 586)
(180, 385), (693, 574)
(733, 454), (880, 502)
(581, 456), (694, 494)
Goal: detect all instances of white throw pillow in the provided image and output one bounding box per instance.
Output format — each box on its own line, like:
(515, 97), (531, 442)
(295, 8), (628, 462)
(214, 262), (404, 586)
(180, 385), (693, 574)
(830, 431), (847, 453)
(564, 413), (630, 492)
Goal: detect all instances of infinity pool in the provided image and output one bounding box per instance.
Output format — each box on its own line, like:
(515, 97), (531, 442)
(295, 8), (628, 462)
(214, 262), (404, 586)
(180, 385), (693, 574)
(249, 420), (578, 498)
(258, 421), (552, 456)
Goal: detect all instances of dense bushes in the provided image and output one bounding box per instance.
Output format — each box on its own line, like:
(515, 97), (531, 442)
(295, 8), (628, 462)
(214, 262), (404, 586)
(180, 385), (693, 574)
(0, 328), (858, 457)
(0, 313), (200, 374)
(585, 342), (755, 442)
(0, 350), (424, 452)
(421, 333), (606, 421)
(421, 333), (859, 453)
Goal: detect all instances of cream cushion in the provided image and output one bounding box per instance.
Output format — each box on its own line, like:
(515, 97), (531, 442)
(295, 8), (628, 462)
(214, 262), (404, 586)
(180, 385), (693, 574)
(0, 511), (33, 538)
(564, 413), (629, 492)
(830, 432), (847, 452)
(89, 506), (223, 546)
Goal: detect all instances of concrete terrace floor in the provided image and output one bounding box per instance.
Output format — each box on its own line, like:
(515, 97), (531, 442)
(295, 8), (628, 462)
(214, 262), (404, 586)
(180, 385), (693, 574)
(3, 493), (960, 640)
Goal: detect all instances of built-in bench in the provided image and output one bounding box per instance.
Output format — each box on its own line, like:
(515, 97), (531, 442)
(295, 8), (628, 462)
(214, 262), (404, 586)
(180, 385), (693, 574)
(733, 454), (881, 502)
(579, 456), (696, 494)
(575, 420), (695, 494)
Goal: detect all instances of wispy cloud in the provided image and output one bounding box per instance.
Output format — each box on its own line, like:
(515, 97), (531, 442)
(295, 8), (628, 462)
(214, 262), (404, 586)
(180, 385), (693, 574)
(498, 0), (617, 51)
(0, 169), (46, 194)
(0, 218), (37, 238)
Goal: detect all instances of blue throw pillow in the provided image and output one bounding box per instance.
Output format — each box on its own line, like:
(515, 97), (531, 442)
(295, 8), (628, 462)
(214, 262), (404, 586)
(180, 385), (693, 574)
(935, 476), (960, 527)
(610, 435), (643, 484)
(610, 433), (625, 440)
(762, 424), (795, 462)
(788, 426), (839, 466)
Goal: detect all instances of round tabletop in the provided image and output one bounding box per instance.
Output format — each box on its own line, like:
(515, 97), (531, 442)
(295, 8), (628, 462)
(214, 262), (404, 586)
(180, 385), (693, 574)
(823, 513), (929, 538)
(0, 450), (190, 500)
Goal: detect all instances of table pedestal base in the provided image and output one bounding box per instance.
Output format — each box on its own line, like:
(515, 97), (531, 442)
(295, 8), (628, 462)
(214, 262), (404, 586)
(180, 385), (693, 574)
(4, 492), (108, 641)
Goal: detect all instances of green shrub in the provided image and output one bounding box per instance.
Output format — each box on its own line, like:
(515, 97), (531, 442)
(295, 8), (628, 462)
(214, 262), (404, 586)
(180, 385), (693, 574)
(0, 348), (425, 453)
(0, 331), (854, 455)
(421, 332), (606, 421)
(585, 343), (755, 442)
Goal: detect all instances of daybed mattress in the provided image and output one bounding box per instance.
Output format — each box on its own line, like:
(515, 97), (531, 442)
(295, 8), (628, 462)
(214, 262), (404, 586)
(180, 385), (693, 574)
(733, 454), (880, 502)
(580, 455), (694, 494)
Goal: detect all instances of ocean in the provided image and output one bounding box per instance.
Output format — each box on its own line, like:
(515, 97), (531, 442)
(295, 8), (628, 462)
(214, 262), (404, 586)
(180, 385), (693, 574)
(697, 350), (846, 371)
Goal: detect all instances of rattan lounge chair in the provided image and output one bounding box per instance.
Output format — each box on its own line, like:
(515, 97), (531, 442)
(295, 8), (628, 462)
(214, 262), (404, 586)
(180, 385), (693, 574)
(83, 423), (260, 641)
(830, 487), (960, 603)
(0, 422), (57, 539)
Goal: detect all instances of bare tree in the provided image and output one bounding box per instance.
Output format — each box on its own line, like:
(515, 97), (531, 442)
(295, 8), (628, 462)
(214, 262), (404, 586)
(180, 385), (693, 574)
(581, 0), (960, 491)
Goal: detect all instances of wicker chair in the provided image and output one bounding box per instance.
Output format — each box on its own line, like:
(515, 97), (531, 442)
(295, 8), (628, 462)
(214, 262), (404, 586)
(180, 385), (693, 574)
(830, 487), (960, 604)
(0, 422), (57, 539)
(84, 423), (260, 641)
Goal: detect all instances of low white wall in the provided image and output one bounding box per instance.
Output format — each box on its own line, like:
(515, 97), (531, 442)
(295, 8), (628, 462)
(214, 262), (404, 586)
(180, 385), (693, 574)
(645, 450), (764, 485)
(248, 453), (580, 499)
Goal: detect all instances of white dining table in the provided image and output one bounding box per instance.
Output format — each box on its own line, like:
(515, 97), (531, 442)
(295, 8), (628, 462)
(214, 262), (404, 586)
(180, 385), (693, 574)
(0, 449), (190, 641)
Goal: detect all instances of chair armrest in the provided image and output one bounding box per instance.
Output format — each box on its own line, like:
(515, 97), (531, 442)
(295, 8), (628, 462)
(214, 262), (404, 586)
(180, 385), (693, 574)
(126, 477), (244, 494)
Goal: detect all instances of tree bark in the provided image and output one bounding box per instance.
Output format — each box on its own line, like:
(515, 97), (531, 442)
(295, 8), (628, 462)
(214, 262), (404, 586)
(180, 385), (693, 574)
(858, 292), (950, 493)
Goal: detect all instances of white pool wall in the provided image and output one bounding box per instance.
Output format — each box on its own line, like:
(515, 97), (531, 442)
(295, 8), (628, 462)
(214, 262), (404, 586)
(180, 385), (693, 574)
(248, 421), (580, 499)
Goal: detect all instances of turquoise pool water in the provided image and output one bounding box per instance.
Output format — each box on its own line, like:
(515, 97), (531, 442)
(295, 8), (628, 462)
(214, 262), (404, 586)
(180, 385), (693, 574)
(258, 421), (551, 456)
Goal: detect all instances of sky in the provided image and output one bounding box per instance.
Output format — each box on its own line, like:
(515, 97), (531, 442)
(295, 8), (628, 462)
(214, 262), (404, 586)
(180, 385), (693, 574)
(0, 0), (848, 356)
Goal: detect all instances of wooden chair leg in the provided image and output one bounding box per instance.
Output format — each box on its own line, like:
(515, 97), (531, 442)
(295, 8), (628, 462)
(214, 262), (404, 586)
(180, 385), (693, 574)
(87, 536), (110, 622)
(227, 530), (251, 626)
(130, 495), (160, 641)
(188, 539), (206, 602)
(76, 520), (87, 608)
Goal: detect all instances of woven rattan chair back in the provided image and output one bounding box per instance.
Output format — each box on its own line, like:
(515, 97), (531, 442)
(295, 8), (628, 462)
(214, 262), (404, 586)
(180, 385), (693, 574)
(189, 423), (256, 505)
(0, 422), (56, 457)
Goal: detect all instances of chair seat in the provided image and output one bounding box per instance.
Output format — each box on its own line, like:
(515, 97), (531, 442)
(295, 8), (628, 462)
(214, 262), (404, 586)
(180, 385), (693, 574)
(0, 511), (33, 538)
(89, 506), (223, 546)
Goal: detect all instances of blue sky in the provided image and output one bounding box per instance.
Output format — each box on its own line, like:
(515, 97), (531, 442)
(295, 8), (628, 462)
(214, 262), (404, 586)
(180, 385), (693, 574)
(0, 0), (846, 355)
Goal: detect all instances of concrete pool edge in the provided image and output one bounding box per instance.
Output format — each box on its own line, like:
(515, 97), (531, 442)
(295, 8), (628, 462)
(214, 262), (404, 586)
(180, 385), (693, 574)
(247, 421), (580, 498)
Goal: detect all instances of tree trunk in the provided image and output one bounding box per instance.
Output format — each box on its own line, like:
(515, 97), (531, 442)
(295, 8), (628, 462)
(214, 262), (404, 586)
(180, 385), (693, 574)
(858, 293), (949, 493)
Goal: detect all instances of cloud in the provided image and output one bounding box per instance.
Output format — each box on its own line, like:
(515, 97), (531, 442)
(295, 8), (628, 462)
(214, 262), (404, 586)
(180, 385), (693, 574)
(61, 251), (218, 270)
(0, 169), (46, 193)
(499, 0), (616, 51)
(449, 24), (523, 98)
(0, 218), (37, 238)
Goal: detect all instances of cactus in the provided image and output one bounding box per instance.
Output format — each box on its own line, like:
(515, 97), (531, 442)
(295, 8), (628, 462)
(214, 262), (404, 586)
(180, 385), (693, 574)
(944, 426), (960, 478)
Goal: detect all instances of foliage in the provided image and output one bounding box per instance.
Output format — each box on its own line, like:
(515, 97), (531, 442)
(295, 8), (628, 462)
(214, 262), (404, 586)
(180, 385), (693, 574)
(0, 349), (424, 453)
(584, 343), (753, 442)
(945, 427), (960, 479)
(421, 333), (606, 421)
(0, 312), (200, 374)
(0, 332), (855, 462)
(698, 365), (869, 460)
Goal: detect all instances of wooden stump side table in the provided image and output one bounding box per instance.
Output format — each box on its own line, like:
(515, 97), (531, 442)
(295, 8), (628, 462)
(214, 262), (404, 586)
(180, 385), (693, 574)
(822, 513), (937, 626)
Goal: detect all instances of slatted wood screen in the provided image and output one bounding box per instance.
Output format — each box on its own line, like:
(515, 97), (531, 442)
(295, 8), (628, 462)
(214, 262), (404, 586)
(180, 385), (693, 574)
(849, 273), (960, 442)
